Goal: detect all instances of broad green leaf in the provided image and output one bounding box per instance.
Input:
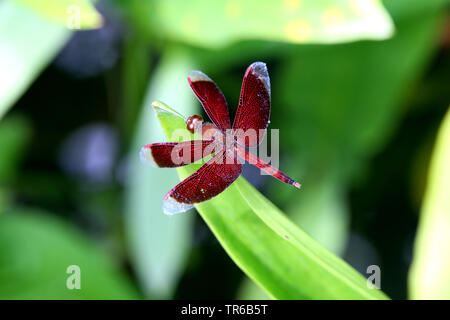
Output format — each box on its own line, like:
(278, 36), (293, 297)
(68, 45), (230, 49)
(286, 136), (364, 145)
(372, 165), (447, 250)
(152, 100), (389, 300)
(124, 48), (197, 298)
(14, 0), (103, 29)
(142, 0), (394, 47)
(0, 209), (139, 299)
(409, 107), (450, 299)
(0, 1), (70, 120)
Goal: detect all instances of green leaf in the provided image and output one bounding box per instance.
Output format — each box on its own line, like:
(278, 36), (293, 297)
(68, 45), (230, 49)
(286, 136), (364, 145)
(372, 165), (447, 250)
(152, 100), (389, 300)
(124, 48), (197, 298)
(14, 0), (103, 29)
(0, 1), (70, 120)
(409, 107), (450, 299)
(0, 209), (139, 299)
(148, 0), (393, 47)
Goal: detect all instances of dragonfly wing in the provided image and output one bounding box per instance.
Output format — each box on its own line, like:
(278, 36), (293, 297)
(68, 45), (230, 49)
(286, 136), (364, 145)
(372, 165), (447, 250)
(233, 62), (271, 147)
(188, 71), (231, 131)
(140, 140), (215, 168)
(162, 150), (243, 215)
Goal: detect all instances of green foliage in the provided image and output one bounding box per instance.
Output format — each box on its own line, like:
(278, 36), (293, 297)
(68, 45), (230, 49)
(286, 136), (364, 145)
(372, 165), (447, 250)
(409, 107), (450, 299)
(272, 7), (445, 252)
(0, 1), (69, 120)
(0, 209), (139, 299)
(0, 116), (31, 185)
(277, 9), (444, 174)
(120, 0), (393, 47)
(383, 0), (449, 20)
(120, 32), (152, 142)
(152, 100), (389, 300)
(14, 0), (103, 29)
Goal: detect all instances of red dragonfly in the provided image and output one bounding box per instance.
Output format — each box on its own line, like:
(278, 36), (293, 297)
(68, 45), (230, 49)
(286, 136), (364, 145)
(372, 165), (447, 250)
(140, 62), (301, 215)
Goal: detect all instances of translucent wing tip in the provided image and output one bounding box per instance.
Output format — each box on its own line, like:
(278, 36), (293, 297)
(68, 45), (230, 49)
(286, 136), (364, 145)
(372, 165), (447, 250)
(248, 61), (267, 73)
(187, 70), (212, 83)
(247, 62), (271, 96)
(139, 145), (157, 167)
(162, 194), (194, 215)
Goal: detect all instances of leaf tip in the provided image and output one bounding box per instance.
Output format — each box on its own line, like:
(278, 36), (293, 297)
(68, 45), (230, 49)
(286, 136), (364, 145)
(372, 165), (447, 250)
(91, 12), (105, 29)
(151, 101), (186, 119)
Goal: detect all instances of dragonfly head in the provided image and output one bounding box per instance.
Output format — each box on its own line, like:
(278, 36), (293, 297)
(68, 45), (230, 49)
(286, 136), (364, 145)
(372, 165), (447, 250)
(186, 114), (203, 133)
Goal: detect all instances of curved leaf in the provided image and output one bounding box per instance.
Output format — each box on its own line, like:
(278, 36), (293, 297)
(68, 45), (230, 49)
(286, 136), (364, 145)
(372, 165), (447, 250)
(152, 100), (389, 300)
(149, 0), (393, 47)
(409, 107), (450, 299)
(0, 1), (69, 120)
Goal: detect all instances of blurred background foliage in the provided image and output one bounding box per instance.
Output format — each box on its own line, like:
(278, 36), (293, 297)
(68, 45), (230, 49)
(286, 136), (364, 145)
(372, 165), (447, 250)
(0, 0), (449, 299)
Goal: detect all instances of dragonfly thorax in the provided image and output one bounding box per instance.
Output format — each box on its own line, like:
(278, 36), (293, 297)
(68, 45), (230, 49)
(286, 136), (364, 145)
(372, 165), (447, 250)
(202, 123), (222, 141)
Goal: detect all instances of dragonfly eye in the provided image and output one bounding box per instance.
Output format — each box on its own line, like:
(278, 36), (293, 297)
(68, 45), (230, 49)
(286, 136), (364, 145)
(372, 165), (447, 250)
(186, 114), (203, 133)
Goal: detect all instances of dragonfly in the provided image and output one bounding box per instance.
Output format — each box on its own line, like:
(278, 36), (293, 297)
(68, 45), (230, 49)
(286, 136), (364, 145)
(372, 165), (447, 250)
(140, 62), (301, 215)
